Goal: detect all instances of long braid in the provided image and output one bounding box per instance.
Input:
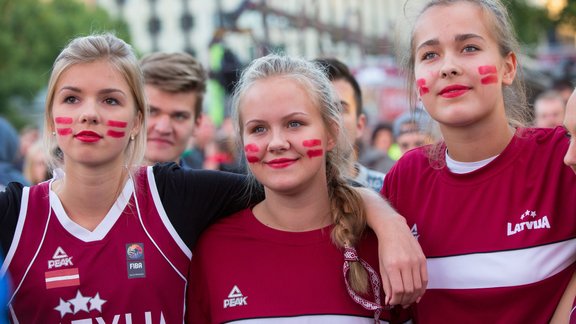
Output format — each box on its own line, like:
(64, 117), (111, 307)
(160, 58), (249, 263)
(327, 160), (369, 293)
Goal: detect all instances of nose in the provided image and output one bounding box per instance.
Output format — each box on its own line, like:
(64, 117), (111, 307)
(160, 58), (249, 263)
(152, 114), (172, 135)
(564, 141), (576, 175)
(440, 56), (462, 79)
(79, 101), (100, 125)
(268, 129), (289, 153)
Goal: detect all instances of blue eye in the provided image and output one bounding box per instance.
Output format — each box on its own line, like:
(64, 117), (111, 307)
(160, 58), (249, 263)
(253, 126), (266, 133)
(288, 121), (302, 128)
(421, 52), (437, 61)
(463, 45), (480, 53)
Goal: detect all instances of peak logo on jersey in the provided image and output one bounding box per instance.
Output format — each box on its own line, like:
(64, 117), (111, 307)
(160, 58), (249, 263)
(224, 285), (247, 308)
(45, 268), (80, 289)
(126, 243), (146, 278)
(507, 210), (551, 236)
(411, 224), (420, 240)
(48, 246), (74, 269)
(54, 289), (167, 323)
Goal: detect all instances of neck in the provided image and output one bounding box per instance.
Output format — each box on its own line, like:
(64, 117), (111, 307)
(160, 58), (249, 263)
(442, 114), (515, 162)
(254, 185), (332, 232)
(53, 164), (129, 231)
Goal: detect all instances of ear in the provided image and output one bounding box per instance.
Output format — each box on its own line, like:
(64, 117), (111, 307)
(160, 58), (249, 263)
(131, 110), (143, 138)
(356, 113), (366, 140)
(501, 52), (517, 86)
(326, 122), (338, 151)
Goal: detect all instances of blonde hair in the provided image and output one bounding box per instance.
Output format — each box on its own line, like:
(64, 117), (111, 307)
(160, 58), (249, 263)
(232, 54), (371, 293)
(402, 0), (532, 164)
(43, 33), (147, 173)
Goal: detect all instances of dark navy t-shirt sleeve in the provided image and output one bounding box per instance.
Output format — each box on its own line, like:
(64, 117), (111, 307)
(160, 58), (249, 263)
(153, 163), (263, 249)
(0, 182), (24, 257)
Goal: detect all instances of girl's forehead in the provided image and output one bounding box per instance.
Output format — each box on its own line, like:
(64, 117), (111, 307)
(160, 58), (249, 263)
(414, 2), (489, 41)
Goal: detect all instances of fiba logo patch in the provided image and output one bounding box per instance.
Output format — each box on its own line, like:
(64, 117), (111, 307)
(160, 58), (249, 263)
(125, 243), (146, 278)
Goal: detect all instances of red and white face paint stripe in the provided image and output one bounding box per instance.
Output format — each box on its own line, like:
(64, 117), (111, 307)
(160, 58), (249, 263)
(478, 65), (498, 85)
(106, 120), (127, 139)
(55, 117), (73, 136)
(303, 139), (323, 158)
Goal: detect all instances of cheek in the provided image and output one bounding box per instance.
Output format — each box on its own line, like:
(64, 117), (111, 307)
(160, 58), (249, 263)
(55, 116), (74, 136)
(56, 128), (73, 136)
(302, 139), (324, 158)
(478, 65), (499, 85)
(106, 120), (129, 139)
(55, 117), (73, 125)
(244, 143), (262, 163)
(306, 149), (324, 158)
(416, 78), (430, 96)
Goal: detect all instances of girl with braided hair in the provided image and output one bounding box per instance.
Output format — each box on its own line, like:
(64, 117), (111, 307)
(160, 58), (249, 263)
(187, 54), (414, 323)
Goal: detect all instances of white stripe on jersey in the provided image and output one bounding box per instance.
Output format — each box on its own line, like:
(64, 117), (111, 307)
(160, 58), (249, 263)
(228, 315), (397, 323)
(427, 238), (576, 289)
(1, 186), (30, 277)
(146, 166), (192, 259)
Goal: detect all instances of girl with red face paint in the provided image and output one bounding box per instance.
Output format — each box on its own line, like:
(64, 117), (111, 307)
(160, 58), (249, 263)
(381, 0), (576, 323)
(187, 54), (421, 323)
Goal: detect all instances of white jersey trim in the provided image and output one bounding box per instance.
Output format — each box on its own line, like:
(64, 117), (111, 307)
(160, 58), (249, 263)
(146, 166), (192, 259)
(0, 187), (31, 277)
(427, 238), (576, 289)
(228, 315), (392, 323)
(50, 178), (133, 242)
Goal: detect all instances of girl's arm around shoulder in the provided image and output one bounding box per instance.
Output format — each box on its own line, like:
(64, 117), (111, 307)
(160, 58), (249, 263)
(357, 187), (427, 308)
(152, 163), (263, 249)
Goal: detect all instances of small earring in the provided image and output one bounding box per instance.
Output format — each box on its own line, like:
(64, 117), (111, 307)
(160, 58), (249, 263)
(130, 135), (135, 141)
(52, 131), (56, 136)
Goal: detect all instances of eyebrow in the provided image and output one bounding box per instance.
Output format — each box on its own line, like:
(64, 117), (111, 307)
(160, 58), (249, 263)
(416, 33), (485, 51)
(244, 112), (308, 126)
(58, 86), (126, 97)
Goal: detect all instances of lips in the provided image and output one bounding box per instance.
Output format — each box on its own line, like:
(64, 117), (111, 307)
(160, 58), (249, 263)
(265, 158), (297, 169)
(147, 138), (174, 146)
(75, 130), (102, 143)
(439, 85), (470, 98)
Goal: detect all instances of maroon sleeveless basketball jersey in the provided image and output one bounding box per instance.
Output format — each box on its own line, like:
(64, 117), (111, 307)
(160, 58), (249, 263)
(2, 167), (191, 323)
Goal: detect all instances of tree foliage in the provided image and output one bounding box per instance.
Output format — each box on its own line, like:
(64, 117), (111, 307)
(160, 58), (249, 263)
(0, 0), (130, 128)
(506, 0), (553, 46)
(559, 0), (576, 30)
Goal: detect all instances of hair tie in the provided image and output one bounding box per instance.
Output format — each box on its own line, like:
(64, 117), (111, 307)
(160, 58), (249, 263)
(343, 246), (390, 323)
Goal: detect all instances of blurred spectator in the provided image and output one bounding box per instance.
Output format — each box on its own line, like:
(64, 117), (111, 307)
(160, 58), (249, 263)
(203, 117), (244, 173)
(22, 140), (50, 185)
(359, 122), (396, 173)
(207, 29), (243, 126)
(393, 108), (435, 156)
(181, 113), (216, 169)
(140, 52), (207, 167)
(313, 57), (386, 191)
(551, 78), (574, 103)
(16, 125), (40, 171)
(0, 117), (29, 191)
(533, 90), (566, 128)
